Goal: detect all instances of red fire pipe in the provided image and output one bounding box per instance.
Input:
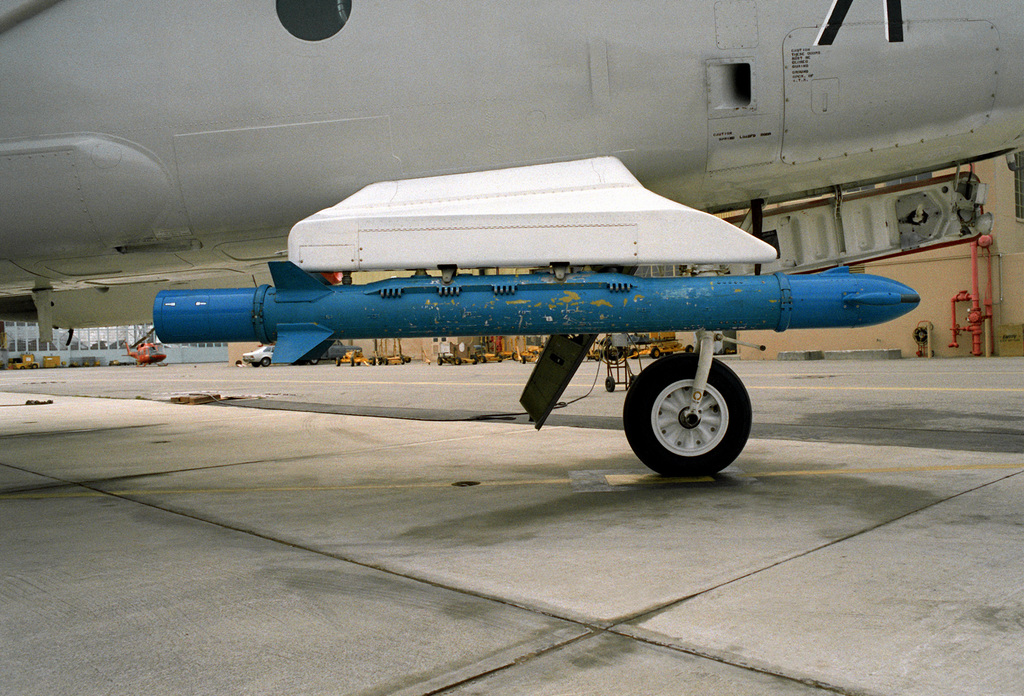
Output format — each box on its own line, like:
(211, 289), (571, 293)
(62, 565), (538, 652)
(982, 237), (995, 351)
(949, 235), (995, 355)
(969, 238), (983, 356)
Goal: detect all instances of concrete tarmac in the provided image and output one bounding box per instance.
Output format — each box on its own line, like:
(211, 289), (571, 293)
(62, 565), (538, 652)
(1, 357), (1023, 695)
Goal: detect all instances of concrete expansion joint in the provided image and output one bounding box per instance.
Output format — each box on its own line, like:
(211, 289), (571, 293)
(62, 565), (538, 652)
(9, 453), (888, 696)
(420, 630), (603, 696)
(625, 466), (1024, 617)
(602, 627), (884, 696)
(578, 468), (1024, 696)
(4, 359), (1024, 695)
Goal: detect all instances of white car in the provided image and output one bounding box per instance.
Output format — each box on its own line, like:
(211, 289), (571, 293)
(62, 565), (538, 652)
(242, 345), (274, 367)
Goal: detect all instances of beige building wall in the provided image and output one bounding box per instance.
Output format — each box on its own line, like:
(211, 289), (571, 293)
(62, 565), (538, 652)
(228, 342), (260, 365)
(739, 157), (1024, 360)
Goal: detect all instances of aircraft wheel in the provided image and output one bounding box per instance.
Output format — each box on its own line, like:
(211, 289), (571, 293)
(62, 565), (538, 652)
(622, 354), (750, 477)
(260, 357), (271, 367)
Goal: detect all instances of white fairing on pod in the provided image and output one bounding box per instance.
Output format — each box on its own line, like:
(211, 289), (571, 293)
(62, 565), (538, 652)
(288, 157), (777, 272)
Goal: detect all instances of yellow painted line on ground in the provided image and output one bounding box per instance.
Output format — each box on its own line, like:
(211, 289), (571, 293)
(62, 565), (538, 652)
(1, 490), (108, 500)
(3, 463), (1021, 501)
(0, 478), (572, 500)
(19, 377), (527, 388)
(340, 426), (535, 457)
(11, 377), (1020, 393)
(739, 462), (1024, 477)
(605, 474), (714, 486)
(747, 385), (1024, 393)
(748, 370), (1024, 379)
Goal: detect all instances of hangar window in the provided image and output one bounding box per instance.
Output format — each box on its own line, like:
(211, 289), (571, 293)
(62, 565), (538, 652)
(277, 0), (351, 42)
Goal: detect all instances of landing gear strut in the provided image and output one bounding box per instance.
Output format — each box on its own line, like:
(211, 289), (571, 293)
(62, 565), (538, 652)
(622, 334), (751, 476)
(522, 331), (752, 476)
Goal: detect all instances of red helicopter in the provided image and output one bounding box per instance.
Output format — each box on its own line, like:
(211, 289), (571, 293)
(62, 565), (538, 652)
(125, 329), (167, 365)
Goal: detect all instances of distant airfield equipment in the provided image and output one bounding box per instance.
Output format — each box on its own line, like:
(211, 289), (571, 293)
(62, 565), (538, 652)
(372, 339), (411, 366)
(436, 351), (463, 366)
(7, 353), (39, 369)
(338, 349), (371, 366)
(125, 328), (167, 365)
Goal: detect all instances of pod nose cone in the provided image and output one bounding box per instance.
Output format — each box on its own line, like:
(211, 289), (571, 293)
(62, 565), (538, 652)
(786, 269), (921, 329)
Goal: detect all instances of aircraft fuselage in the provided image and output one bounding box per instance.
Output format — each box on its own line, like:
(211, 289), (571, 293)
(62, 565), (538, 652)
(1, 0), (1023, 300)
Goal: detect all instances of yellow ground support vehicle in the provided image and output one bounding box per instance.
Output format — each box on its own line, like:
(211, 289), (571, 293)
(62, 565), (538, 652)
(646, 332), (690, 359)
(515, 345), (542, 363)
(467, 345), (503, 364)
(337, 349), (372, 366)
(436, 352), (463, 366)
(371, 339), (412, 365)
(509, 336), (541, 363)
(374, 354), (412, 365)
(7, 354), (38, 369)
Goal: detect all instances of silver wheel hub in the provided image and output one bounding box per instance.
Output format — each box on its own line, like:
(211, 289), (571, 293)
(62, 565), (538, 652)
(651, 379), (728, 457)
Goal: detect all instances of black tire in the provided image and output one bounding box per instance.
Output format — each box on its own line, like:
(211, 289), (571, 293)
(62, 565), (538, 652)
(260, 357), (271, 367)
(622, 353), (751, 477)
(308, 358), (319, 365)
(650, 347), (661, 359)
(605, 376), (616, 393)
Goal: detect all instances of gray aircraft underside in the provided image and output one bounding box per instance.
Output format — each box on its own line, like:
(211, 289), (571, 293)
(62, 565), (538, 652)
(1, 0), (1023, 328)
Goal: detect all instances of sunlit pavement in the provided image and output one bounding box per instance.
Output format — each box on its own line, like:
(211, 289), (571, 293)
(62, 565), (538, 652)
(2, 358), (1022, 695)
